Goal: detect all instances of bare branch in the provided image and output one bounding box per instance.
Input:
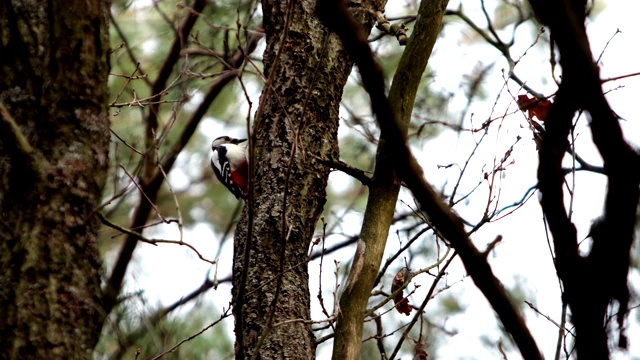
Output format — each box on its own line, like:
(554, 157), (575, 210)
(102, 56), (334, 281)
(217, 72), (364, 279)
(144, 0), (208, 177)
(98, 213), (215, 264)
(524, 301), (575, 337)
(314, 155), (372, 186)
(149, 307), (233, 360)
(318, 0), (542, 358)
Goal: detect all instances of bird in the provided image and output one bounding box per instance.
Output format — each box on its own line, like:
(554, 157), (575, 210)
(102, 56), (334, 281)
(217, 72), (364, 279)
(210, 136), (249, 200)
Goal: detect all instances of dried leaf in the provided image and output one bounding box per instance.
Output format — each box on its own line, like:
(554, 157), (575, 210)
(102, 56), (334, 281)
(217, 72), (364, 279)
(516, 94), (552, 122)
(517, 95), (549, 150)
(413, 342), (428, 360)
(392, 268), (412, 316)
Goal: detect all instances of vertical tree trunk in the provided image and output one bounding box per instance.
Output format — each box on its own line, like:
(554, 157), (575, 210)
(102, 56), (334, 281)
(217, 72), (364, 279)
(231, 0), (384, 358)
(530, 0), (640, 357)
(324, 0), (450, 358)
(0, 1), (110, 359)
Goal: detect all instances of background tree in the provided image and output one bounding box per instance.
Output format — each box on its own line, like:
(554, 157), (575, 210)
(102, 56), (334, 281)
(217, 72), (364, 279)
(529, 1), (640, 357)
(229, 0), (389, 357)
(2, 0), (639, 359)
(0, 1), (110, 359)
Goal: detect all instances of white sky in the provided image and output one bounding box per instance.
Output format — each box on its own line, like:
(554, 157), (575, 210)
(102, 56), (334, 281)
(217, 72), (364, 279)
(112, 0), (640, 359)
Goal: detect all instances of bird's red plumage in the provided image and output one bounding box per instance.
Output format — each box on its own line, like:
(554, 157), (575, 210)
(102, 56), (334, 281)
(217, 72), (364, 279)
(230, 160), (249, 196)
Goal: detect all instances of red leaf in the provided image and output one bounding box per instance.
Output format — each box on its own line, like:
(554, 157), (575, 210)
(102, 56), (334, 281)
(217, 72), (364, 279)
(516, 94), (552, 122)
(392, 269), (412, 316)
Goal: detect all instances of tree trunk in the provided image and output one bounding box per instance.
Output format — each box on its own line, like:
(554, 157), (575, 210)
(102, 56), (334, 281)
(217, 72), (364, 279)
(231, 0), (384, 358)
(530, 0), (640, 357)
(327, 0), (449, 358)
(0, 1), (110, 359)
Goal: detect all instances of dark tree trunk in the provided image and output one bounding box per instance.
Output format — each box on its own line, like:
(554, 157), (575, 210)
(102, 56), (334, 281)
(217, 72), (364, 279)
(231, 0), (383, 358)
(530, 0), (640, 358)
(0, 1), (110, 359)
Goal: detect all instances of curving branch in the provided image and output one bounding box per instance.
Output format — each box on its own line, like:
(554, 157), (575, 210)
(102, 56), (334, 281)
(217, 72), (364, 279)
(317, 0), (542, 358)
(529, 0), (640, 357)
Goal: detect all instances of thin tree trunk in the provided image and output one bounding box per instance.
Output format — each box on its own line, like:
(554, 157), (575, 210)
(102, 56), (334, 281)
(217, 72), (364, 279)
(326, 1), (449, 358)
(0, 1), (110, 359)
(318, 0), (543, 358)
(231, 0), (384, 358)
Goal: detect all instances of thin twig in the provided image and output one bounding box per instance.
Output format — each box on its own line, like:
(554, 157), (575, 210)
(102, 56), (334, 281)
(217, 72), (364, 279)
(99, 213), (215, 264)
(149, 307), (232, 360)
(156, 150), (184, 242)
(525, 301), (575, 336)
(110, 62), (142, 107)
(317, 219), (335, 331)
(118, 164), (168, 222)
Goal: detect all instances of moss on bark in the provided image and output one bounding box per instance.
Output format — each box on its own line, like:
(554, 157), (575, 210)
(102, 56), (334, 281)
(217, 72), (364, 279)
(0, 1), (110, 359)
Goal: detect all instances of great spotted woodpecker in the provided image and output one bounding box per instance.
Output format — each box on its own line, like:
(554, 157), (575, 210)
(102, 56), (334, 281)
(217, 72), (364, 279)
(210, 136), (249, 200)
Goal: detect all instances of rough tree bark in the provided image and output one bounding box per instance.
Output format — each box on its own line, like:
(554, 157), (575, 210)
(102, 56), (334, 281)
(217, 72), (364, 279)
(231, 0), (384, 358)
(0, 1), (110, 359)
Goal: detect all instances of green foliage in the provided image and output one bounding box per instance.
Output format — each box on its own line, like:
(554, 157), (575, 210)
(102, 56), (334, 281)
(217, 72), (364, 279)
(437, 293), (465, 315)
(99, 0), (640, 358)
(98, 1), (264, 353)
(101, 0), (261, 255)
(95, 301), (232, 359)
